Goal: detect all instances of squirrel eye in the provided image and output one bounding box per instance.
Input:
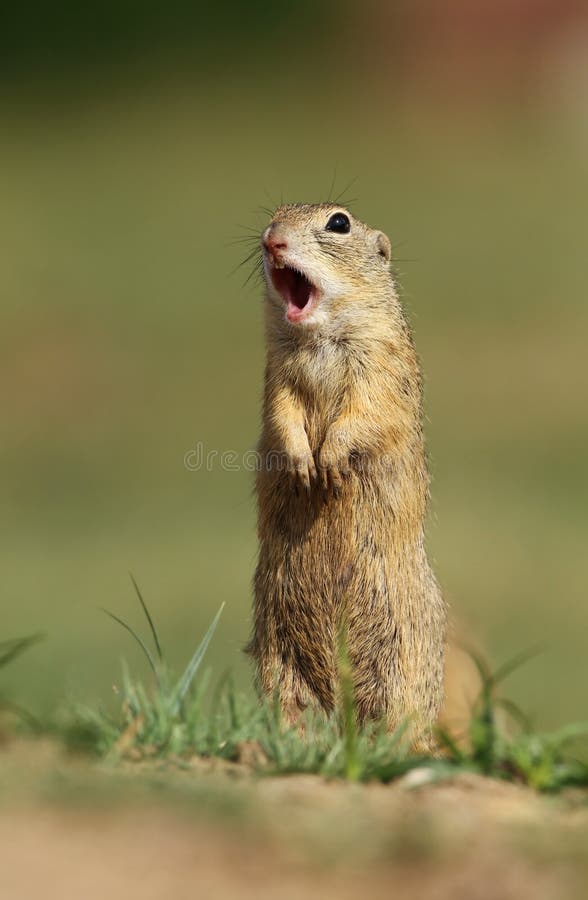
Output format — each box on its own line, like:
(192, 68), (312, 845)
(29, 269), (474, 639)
(325, 212), (350, 234)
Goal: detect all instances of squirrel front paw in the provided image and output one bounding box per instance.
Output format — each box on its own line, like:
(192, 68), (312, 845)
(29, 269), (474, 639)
(286, 445), (317, 495)
(318, 434), (351, 498)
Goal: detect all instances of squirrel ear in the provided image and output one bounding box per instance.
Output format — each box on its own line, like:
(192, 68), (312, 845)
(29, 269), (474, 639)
(375, 231), (391, 265)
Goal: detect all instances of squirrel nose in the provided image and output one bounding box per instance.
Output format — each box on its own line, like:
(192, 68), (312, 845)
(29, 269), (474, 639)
(262, 227), (288, 254)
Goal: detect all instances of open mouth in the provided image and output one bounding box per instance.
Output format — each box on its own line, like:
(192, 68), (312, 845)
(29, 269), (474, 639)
(269, 264), (317, 324)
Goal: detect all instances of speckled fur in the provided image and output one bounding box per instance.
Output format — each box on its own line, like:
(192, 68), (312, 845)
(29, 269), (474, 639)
(248, 203), (446, 742)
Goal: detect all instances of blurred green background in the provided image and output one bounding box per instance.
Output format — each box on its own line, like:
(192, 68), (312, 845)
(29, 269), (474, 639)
(1, 1), (587, 725)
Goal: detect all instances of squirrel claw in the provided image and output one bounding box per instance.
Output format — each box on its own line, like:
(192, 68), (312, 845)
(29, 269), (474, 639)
(290, 453), (317, 498)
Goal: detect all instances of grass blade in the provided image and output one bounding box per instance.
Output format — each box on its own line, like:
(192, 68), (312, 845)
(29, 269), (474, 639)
(435, 726), (465, 762)
(337, 624), (361, 781)
(129, 572), (163, 662)
(494, 697), (532, 731)
(226, 674), (240, 731)
(0, 697), (43, 731)
(548, 722), (588, 746)
(0, 633), (45, 669)
(101, 608), (158, 680)
(490, 643), (545, 687)
(460, 645), (492, 686)
(170, 603), (224, 714)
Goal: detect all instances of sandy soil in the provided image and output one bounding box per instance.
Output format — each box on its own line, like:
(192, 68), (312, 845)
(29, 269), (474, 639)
(0, 741), (586, 900)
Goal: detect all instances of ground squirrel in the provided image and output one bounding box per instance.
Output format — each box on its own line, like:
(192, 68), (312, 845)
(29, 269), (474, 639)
(248, 203), (446, 742)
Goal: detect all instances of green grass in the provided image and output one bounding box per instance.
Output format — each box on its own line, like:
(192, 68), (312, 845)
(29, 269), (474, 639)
(437, 649), (588, 792)
(0, 632), (44, 730)
(56, 589), (588, 792)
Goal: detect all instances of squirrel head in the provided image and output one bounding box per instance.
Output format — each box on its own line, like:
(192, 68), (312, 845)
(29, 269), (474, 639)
(261, 204), (393, 329)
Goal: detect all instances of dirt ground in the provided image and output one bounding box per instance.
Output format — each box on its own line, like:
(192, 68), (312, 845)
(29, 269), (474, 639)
(1, 741), (587, 900)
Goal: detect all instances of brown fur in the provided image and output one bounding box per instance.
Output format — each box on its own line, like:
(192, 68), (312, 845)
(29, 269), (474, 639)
(248, 203), (446, 742)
